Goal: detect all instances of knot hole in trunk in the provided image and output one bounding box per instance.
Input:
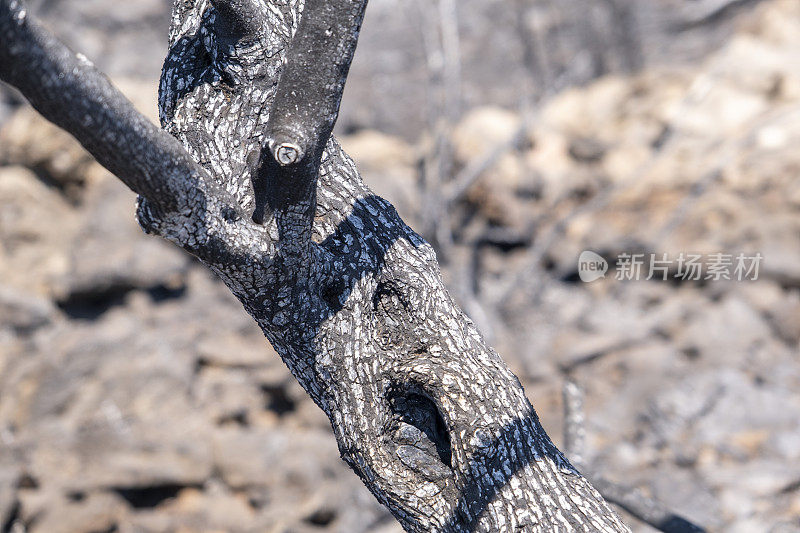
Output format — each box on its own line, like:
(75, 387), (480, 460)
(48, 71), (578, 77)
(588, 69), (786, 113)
(387, 383), (452, 471)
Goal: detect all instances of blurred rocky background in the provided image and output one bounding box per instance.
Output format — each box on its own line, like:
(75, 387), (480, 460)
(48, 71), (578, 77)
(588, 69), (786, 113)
(1, 0), (799, 531)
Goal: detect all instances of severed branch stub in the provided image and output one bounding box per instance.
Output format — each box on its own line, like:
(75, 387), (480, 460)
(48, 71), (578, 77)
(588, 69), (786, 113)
(265, 0), (367, 164)
(2, 0), (635, 530)
(250, 0), (368, 223)
(274, 142), (301, 165)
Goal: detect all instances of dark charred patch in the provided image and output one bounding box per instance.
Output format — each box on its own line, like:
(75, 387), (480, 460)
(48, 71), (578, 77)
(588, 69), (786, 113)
(304, 508), (337, 527)
(220, 205), (241, 223)
(112, 484), (189, 509)
(217, 410), (249, 427)
(16, 473), (39, 490)
(260, 383), (296, 416)
(66, 491), (86, 502)
(372, 279), (410, 313)
(321, 277), (348, 309)
(88, 525), (118, 533)
(1, 499), (21, 533)
(56, 282), (185, 320)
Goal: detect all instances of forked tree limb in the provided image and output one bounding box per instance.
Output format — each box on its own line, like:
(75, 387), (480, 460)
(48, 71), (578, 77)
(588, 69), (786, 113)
(0, 0), (630, 530)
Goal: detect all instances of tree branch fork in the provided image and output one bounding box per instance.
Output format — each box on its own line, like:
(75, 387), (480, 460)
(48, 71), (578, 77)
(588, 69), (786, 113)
(0, 0), (630, 530)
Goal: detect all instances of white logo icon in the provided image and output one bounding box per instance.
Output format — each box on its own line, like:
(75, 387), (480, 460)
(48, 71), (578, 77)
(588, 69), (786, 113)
(578, 251), (608, 282)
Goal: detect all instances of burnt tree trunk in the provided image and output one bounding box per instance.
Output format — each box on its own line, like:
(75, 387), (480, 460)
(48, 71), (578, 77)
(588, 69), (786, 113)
(0, 0), (629, 530)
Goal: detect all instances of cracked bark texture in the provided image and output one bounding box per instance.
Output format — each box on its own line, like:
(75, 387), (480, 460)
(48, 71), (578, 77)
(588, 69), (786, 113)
(1, 0), (630, 530)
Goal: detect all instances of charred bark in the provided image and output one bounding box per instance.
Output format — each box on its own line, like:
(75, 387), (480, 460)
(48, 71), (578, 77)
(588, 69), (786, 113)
(0, 0), (629, 530)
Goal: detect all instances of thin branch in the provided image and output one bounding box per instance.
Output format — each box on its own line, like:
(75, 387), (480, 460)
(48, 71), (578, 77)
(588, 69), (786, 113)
(562, 379), (707, 533)
(600, 0), (642, 73)
(0, 0), (215, 215)
(414, 0), (461, 261)
(445, 123), (528, 205)
(654, 167), (722, 244)
(437, 0), (462, 122)
(253, 0), (369, 222)
(588, 475), (706, 533)
(562, 377), (586, 466)
(674, 0), (760, 30)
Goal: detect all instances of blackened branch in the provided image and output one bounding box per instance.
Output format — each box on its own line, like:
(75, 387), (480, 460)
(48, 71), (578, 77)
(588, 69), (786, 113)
(0, 0), (214, 215)
(251, 0), (369, 223)
(267, 0), (368, 164)
(562, 379), (706, 533)
(589, 476), (706, 533)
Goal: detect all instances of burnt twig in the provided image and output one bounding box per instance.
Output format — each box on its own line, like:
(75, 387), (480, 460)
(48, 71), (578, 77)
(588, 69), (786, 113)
(0, 0), (217, 215)
(562, 378), (707, 533)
